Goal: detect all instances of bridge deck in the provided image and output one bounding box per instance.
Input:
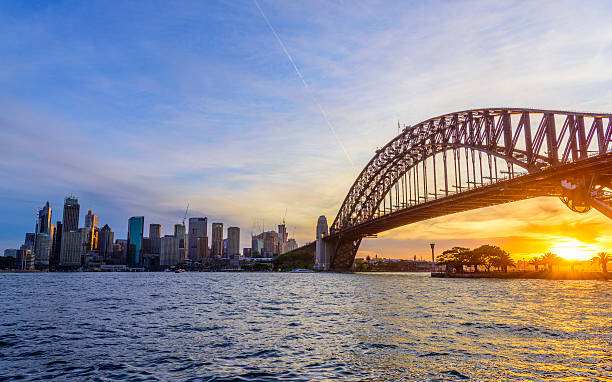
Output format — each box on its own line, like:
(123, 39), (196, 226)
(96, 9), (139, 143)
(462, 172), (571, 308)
(327, 152), (612, 240)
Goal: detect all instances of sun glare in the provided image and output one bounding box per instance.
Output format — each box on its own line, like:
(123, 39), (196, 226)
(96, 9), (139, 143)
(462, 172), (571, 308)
(548, 238), (601, 261)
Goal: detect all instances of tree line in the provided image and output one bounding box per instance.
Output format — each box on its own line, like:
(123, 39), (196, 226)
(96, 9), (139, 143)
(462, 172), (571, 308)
(436, 245), (515, 273)
(438, 246), (610, 274)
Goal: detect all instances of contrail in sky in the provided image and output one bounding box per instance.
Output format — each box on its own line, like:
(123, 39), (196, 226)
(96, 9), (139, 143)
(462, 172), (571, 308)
(253, 0), (355, 168)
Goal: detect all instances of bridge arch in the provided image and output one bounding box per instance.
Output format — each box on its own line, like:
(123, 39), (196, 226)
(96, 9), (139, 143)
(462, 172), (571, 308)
(323, 108), (612, 271)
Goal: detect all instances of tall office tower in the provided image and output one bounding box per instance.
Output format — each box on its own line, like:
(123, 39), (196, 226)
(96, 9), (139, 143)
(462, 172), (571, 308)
(35, 225), (55, 269)
(60, 230), (87, 267)
(211, 223), (223, 257)
(113, 240), (127, 264)
(263, 231), (277, 256)
(277, 223), (288, 254)
(160, 235), (181, 267)
(174, 224), (186, 260)
(197, 236), (208, 261)
(251, 237), (263, 256)
(84, 210), (98, 228)
(149, 224), (161, 254)
(98, 224), (114, 260)
(127, 216), (144, 267)
(188, 217), (207, 261)
(50, 221), (62, 268)
(62, 196), (80, 232)
(23, 233), (36, 252)
(227, 226), (240, 258)
(38, 201), (52, 234)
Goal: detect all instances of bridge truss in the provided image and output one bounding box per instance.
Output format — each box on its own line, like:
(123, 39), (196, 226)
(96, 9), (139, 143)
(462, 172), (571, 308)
(325, 108), (612, 271)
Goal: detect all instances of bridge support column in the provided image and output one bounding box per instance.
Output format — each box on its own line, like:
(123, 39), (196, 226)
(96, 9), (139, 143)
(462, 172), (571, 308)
(329, 235), (362, 272)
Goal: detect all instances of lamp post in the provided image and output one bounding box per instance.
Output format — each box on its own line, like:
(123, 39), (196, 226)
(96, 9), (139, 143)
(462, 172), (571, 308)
(430, 243), (435, 262)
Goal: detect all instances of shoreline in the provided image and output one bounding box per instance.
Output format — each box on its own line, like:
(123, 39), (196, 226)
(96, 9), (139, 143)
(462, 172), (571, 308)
(431, 271), (611, 280)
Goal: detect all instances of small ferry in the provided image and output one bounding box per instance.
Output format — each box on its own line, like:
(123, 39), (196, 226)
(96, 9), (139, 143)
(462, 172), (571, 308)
(290, 269), (314, 273)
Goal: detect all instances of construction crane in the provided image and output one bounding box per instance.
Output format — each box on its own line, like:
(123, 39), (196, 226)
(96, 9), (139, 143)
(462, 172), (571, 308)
(182, 203), (189, 226)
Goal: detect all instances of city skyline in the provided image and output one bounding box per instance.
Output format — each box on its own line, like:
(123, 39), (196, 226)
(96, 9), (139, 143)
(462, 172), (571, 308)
(2, 1), (612, 260)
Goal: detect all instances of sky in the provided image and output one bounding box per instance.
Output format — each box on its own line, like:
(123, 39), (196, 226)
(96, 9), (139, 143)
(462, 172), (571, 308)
(1, 0), (612, 260)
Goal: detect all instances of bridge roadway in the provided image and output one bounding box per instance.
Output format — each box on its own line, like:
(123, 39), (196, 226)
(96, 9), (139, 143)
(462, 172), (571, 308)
(328, 152), (612, 241)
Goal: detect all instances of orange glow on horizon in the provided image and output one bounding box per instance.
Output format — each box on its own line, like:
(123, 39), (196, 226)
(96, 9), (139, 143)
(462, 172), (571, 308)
(547, 238), (603, 261)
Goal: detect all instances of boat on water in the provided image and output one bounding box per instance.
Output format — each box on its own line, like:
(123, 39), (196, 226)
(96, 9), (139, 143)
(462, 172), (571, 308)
(290, 269), (314, 273)
(174, 269), (187, 273)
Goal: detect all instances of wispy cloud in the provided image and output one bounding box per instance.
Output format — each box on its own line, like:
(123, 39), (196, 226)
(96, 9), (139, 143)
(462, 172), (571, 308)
(1, 0), (612, 255)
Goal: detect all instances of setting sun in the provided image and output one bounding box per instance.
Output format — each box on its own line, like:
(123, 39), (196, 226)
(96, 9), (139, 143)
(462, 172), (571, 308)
(548, 238), (602, 261)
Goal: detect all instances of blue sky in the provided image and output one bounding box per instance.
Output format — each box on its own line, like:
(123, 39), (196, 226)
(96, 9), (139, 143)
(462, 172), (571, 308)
(2, 0), (612, 258)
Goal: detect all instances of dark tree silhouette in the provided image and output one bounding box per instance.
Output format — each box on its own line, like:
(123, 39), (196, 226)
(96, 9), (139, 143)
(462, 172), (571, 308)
(592, 252), (610, 273)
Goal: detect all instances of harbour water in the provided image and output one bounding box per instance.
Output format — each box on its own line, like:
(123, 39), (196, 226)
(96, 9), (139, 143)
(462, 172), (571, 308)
(1, 272), (610, 381)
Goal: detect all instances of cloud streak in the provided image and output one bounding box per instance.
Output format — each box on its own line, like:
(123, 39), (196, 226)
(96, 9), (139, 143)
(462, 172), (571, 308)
(252, 0), (355, 169)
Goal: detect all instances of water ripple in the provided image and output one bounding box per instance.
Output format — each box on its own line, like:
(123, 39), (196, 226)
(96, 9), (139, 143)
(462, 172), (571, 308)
(0, 272), (610, 381)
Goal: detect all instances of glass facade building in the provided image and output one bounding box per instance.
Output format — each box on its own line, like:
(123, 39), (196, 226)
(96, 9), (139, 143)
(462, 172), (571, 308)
(127, 216), (144, 267)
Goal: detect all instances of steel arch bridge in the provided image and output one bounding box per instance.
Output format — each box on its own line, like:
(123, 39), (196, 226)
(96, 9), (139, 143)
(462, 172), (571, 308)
(321, 108), (612, 271)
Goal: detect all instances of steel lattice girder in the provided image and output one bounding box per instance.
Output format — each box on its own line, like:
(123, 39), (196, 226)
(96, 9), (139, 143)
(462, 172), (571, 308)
(331, 108), (612, 234)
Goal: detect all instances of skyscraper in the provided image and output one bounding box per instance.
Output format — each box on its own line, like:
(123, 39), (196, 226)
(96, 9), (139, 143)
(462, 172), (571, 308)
(211, 223), (223, 258)
(149, 224), (161, 254)
(98, 224), (114, 260)
(50, 221), (62, 268)
(174, 223), (186, 260)
(278, 223), (288, 254)
(84, 210), (98, 228)
(160, 235), (181, 267)
(62, 196), (80, 232)
(127, 216), (144, 267)
(227, 226), (240, 258)
(197, 236), (208, 261)
(188, 217), (207, 261)
(60, 230), (87, 267)
(35, 225), (55, 269)
(37, 201), (52, 235)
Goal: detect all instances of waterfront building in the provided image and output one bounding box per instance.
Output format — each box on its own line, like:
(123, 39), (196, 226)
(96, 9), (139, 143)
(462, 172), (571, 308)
(60, 229), (87, 267)
(286, 238), (298, 253)
(263, 231), (277, 256)
(84, 210), (98, 228)
(173, 223), (186, 260)
(17, 248), (35, 270)
(51, 221), (62, 268)
(278, 223), (288, 253)
(127, 216), (144, 267)
(149, 224), (161, 254)
(37, 201), (52, 235)
(211, 223), (223, 258)
(34, 226), (54, 269)
(243, 248), (252, 257)
(227, 226), (240, 258)
(160, 235), (181, 267)
(59, 196), (81, 267)
(23, 233), (36, 252)
(4, 249), (18, 258)
(188, 217), (207, 261)
(251, 237), (264, 256)
(112, 241), (126, 264)
(197, 236), (208, 261)
(62, 196), (80, 232)
(98, 224), (114, 260)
